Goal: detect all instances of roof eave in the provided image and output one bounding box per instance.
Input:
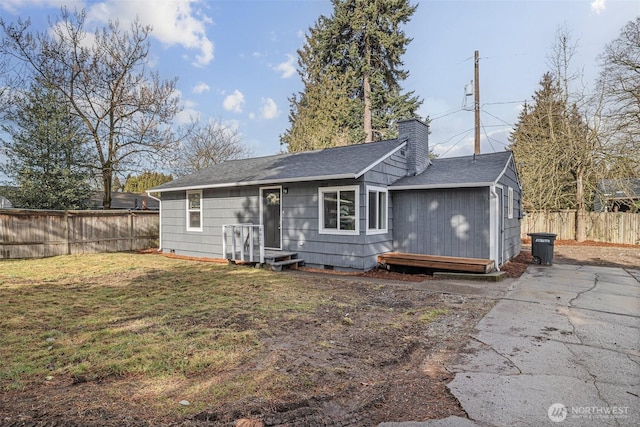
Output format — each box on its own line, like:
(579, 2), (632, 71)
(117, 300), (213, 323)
(389, 181), (496, 191)
(355, 141), (407, 178)
(148, 173), (358, 193)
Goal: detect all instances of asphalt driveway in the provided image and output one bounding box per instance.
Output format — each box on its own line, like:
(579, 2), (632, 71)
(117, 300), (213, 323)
(382, 262), (640, 426)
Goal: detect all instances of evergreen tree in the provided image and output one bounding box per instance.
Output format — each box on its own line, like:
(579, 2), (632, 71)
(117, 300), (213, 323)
(123, 171), (173, 193)
(1, 9), (182, 208)
(0, 80), (93, 210)
(510, 72), (596, 214)
(282, 0), (422, 152)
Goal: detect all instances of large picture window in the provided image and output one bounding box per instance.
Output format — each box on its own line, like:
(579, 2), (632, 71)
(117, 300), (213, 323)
(187, 190), (202, 231)
(319, 186), (359, 235)
(367, 186), (388, 234)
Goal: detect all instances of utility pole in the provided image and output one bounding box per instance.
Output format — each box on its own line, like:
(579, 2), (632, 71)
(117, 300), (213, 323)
(474, 50), (480, 155)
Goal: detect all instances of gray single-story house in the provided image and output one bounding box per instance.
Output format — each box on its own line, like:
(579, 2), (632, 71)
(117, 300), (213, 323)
(593, 178), (640, 212)
(88, 192), (160, 210)
(149, 118), (521, 271)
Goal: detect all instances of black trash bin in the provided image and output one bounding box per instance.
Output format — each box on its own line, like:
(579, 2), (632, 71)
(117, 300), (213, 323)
(528, 232), (557, 265)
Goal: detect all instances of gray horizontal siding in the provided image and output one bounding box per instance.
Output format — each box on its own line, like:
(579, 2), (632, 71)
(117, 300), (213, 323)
(159, 149), (410, 270)
(282, 180), (391, 270)
(161, 187), (259, 258)
(498, 157), (522, 262)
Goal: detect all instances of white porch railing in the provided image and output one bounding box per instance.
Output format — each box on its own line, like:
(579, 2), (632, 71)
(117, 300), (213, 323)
(222, 223), (265, 264)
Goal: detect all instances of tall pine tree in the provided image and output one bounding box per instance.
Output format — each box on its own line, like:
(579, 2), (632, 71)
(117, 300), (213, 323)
(282, 0), (422, 152)
(0, 80), (93, 209)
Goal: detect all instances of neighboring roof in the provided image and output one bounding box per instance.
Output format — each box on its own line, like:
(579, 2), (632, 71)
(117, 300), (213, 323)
(0, 195), (13, 209)
(89, 192), (160, 210)
(150, 139), (406, 192)
(389, 151), (514, 190)
(0, 186), (15, 209)
(597, 178), (640, 199)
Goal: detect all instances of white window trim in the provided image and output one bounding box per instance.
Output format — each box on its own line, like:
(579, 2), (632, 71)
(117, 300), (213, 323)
(318, 185), (360, 235)
(366, 185), (388, 235)
(186, 189), (203, 232)
(508, 187), (514, 220)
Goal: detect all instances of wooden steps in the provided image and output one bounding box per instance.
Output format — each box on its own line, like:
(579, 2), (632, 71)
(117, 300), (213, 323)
(377, 252), (494, 274)
(265, 251), (304, 272)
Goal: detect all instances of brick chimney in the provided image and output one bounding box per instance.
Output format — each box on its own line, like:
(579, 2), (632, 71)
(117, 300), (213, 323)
(398, 118), (429, 176)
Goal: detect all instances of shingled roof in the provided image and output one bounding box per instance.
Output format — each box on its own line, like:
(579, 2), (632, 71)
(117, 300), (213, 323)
(151, 139), (405, 192)
(389, 151), (514, 189)
(598, 178), (640, 199)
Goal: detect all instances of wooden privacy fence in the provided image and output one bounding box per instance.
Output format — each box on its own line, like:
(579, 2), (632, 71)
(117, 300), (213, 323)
(521, 210), (640, 245)
(0, 209), (159, 259)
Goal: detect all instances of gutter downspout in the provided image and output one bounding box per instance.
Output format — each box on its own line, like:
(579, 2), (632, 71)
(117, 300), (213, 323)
(146, 192), (162, 252)
(490, 185), (500, 271)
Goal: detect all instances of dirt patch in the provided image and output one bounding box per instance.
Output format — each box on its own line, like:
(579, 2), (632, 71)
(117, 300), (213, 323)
(1, 280), (486, 426)
(2, 242), (637, 427)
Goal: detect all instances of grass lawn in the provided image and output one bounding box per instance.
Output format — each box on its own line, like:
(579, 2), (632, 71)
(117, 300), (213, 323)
(0, 252), (486, 425)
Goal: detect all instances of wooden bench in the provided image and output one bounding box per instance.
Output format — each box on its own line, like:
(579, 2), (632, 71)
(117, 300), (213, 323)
(377, 252), (494, 274)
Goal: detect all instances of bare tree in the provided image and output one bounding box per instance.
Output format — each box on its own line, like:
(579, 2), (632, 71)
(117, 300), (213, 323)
(547, 27), (600, 242)
(511, 27), (601, 242)
(173, 118), (252, 176)
(597, 17), (640, 177)
(0, 9), (182, 208)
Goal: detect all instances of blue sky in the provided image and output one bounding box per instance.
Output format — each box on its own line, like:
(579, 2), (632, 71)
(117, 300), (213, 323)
(1, 0), (638, 163)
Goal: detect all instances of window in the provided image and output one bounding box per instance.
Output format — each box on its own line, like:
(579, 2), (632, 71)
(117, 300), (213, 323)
(367, 186), (388, 234)
(187, 190), (202, 231)
(319, 186), (359, 235)
(508, 187), (514, 219)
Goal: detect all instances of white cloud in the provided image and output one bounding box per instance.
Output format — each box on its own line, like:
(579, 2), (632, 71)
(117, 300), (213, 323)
(591, 0), (606, 14)
(192, 82), (210, 94)
(223, 90), (245, 113)
(183, 99), (198, 109)
(274, 54), (296, 79)
(261, 97), (279, 119)
(1, 0), (80, 14)
(86, 0), (214, 67)
(175, 108), (201, 124)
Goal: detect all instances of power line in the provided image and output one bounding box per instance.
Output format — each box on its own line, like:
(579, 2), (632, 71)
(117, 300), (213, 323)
(481, 109), (515, 127)
(430, 108), (463, 121)
(431, 127), (475, 149)
(438, 130), (473, 157)
(481, 120), (497, 153)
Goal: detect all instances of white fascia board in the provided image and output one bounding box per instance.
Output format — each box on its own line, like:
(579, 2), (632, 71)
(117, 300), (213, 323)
(495, 152), (515, 182)
(149, 173), (357, 193)
(355, 141), (408, 178)
(388, 181), (495, 191)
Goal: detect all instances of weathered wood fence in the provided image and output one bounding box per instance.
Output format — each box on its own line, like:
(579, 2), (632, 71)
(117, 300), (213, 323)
(0, 209), (159, 259)
(521, 210), (640, 245)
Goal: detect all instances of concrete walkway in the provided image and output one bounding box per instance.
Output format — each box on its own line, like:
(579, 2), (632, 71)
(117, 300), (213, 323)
(381, 263), (640, 426)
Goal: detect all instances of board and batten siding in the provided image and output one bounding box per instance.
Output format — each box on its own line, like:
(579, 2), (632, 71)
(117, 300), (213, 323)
(392, 187), (491, 259)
